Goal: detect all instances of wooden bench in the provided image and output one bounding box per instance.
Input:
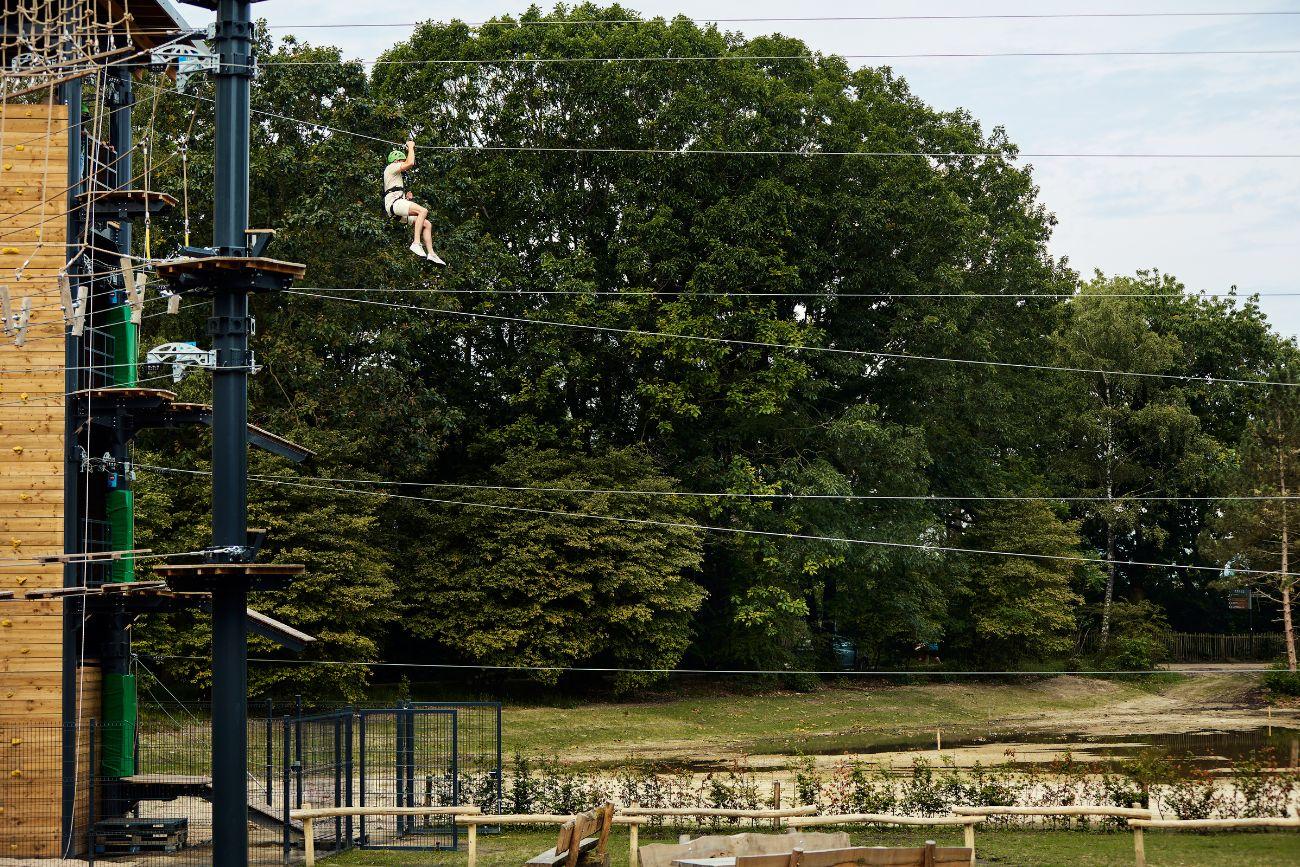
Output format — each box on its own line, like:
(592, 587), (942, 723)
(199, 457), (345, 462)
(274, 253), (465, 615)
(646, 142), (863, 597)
(527, 803), (617, 867)
(736, 844), (975, 867)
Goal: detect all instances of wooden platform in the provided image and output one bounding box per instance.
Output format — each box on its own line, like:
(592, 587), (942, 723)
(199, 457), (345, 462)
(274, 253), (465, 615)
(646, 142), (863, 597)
(69, 386), (178, 402)
(73, 188), (177, 220)
(153, 562), (305, 592)
(155, 254), (306, 294)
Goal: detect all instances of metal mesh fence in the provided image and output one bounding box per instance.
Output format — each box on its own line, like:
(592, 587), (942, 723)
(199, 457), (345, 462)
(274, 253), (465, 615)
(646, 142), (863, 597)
(414, 702), (503, 815)
(0, 722), (84, 860)
(0, 702), (500, 864)
(357, 708), (459, 851)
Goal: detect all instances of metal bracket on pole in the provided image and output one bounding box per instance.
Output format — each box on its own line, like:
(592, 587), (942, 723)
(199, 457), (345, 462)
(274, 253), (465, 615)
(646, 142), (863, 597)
(150, 42), (222, 92)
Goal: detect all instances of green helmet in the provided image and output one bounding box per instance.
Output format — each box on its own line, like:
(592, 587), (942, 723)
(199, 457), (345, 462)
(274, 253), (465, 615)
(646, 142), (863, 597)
(387, 148), (406, 164)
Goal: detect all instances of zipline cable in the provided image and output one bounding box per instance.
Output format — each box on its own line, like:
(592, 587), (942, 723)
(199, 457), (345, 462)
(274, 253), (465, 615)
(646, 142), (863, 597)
(297, 287), (1300, 299)
(131, 463), (1300, 503)
(136, 465), (1297, 579)
(140, 82), (1300, 160)
(102, 46), (1300, 71)
(284, 289), (1297, 388)
(139, 653), (1277, 677)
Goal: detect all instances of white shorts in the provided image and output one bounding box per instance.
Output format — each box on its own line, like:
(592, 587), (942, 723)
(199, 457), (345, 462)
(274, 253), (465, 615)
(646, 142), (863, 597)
(388, 196), (418, 225)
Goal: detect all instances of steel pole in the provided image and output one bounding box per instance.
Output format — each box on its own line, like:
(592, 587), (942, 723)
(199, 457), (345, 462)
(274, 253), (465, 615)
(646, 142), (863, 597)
(210, 0), (255, 863)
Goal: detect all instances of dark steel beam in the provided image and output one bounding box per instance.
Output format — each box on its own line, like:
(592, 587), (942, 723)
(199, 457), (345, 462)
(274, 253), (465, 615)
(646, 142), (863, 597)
(209, 0), (255, 862)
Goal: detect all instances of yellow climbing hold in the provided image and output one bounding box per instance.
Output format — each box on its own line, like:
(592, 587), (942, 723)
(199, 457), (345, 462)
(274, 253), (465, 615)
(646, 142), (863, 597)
(9, 769), (21, 778)
(23, 109), (31, 117)
(19, 393), (27, 401)
(19, 493), (31, 501)
(11, 446), (22, 455)
(16, 576), (27, 585)
(9, 738), (20, 746)
(1, 248), (18, 255)
(0, 620), (10, 628)
(14, 145), (24, 152)
(3, 164), (10, 171)
(14, 189), (22, 195)
(19, 648), (29, 655)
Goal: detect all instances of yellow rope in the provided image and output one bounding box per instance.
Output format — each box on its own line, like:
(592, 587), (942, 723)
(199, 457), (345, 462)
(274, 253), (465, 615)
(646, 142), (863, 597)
(142, 74), (160, 260)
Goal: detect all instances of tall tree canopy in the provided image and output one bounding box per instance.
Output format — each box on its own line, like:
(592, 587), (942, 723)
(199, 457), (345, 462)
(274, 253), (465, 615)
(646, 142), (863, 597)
(131, 4), (1297, 695)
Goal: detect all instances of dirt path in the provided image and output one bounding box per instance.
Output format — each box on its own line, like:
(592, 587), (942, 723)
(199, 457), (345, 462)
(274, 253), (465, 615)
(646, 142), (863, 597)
(755, 675), (1299, 770)
(548, 675), (1300, 770)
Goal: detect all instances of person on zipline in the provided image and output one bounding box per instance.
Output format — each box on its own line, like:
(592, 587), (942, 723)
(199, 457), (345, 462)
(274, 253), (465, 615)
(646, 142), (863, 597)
(384, 140), (445, 265)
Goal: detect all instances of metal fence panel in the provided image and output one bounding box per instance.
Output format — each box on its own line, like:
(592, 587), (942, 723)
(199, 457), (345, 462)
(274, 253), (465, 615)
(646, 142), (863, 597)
(358, 707), (459, 850)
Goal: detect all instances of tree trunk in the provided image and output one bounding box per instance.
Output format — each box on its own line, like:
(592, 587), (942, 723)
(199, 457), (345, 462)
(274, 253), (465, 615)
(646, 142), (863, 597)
(1279, 411), (1297, 672)
(1100, 400), (1116, 649)
(1100, 526), (1116, 648)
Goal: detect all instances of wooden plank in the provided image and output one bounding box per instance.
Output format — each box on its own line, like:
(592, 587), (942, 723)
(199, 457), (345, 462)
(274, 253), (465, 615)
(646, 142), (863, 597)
(0, 467), (65, 480)
(0, 506), (64, 518)
(0, 518), (71, 532)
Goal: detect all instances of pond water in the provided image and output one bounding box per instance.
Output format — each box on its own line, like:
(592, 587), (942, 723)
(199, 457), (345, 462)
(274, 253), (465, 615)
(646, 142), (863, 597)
(621, 727), (1300, 773)
(838, 726), (1300, 764)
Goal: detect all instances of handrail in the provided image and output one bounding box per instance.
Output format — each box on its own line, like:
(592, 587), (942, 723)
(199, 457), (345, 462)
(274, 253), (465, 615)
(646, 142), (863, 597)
(1129, 816), (1300, 829)
(622, 806), (818, 819)
(788, 814), (982, 827)
(952, 806), (1153, 819)
(289, 804), (479, 821)
(290, 804), (482, 865)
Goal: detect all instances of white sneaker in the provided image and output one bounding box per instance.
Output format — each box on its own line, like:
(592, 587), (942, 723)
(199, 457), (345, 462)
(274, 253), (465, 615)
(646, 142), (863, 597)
(426, 249), (447, 266)
(409, 242), (427, 258)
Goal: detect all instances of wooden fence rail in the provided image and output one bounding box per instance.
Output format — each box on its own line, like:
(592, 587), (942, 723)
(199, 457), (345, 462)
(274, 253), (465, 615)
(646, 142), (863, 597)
(952, 806), (1153, 819)
(1128, 814), (1300, 866)
(286, 802), (1299, 867)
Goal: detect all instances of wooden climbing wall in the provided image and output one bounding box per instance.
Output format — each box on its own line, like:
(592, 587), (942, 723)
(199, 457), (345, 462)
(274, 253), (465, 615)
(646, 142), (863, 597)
(0, 100), (92, 858)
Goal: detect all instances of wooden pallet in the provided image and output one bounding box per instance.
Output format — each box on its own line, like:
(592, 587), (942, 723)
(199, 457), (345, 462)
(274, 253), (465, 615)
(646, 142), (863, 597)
(92, 817), (189, 854)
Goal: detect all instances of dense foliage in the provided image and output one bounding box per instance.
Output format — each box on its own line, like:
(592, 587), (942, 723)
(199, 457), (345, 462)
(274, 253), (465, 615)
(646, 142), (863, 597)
(132, 4), (1298, 696)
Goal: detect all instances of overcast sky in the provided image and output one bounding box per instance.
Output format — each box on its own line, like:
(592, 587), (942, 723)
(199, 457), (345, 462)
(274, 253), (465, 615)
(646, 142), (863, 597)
(189, 1), (1300, 339)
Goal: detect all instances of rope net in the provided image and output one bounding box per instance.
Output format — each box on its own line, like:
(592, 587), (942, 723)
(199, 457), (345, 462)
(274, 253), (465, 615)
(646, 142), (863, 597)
(1, 0), (135, 100)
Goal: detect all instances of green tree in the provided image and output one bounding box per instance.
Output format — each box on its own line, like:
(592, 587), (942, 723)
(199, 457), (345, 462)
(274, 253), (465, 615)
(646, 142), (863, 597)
(1055, 274), (1214, 646)
(951, 500), (1086, 666)
(1206, 355), (1300, 671)
(407, 446), (706, 690)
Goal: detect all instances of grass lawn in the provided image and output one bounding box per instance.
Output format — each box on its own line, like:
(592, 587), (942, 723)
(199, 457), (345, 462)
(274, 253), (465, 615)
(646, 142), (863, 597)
(496, 678), (1152, 760)
(326, 825), (1300, 866)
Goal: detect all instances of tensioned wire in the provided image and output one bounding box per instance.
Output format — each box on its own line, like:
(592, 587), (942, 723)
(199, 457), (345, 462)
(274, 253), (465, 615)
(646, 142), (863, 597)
(1, 295), (203, 354)
(298, 287), (1300, 299)
(133, 463), (1300, 504)
(0, 548), (214, 568)
(99, 46), (1300, 70)
(136, 466), (1300, 580)
(12, 280), (1287, 334)
(0, 301), (209, 402)
(0, 145), (181, 242)
(71, 9), (1300, 33)
(284, 289), (1299, 388)
(138, 82), (1300, 159)
(139, 655), (1278, 677)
